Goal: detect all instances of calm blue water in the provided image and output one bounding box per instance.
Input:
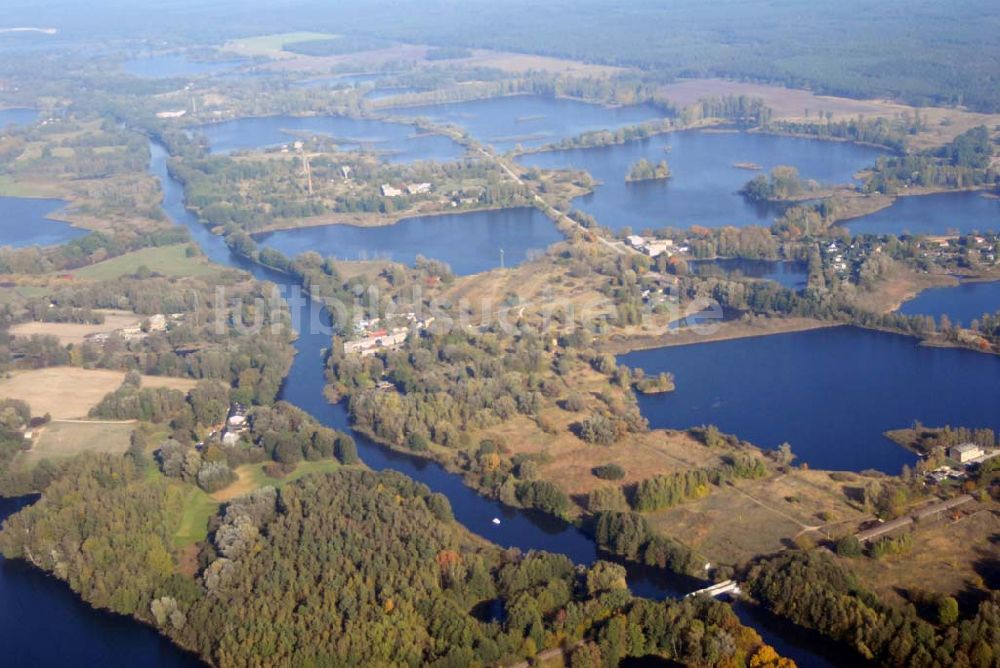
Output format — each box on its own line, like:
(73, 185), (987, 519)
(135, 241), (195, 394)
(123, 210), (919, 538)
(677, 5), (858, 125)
(195, 115), (464, 163)
(123, 54), (243, 78)
(690, 258), (808, 290)
(0, 108), (37, 128)
(0, 196), (86, 247)
(900, 281), (1000, 326)
(846, 191), (1000, 235)
(256, 207), (561, 276)
(520, 130), (886, 230)
(0, 496), (202, 667)
(0, 135), (869, 668)
(149, 139), (846, 664)
(395, 95), (665, 152)
(620, 326), (1000, 473)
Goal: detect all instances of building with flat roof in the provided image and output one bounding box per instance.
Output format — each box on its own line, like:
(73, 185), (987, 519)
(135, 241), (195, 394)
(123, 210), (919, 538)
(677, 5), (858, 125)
(949, 443), (983, 463)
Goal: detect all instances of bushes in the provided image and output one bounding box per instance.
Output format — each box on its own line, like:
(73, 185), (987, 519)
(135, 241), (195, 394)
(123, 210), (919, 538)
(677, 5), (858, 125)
(587, 486), (629, 512)
(592, 463), (625, 480)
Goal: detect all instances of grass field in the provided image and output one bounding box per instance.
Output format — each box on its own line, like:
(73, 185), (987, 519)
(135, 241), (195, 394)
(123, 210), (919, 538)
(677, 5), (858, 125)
(9, 310), (140, 345)
(20, 420), (135, 466)
(0, 367), (196, 419)
(0, 175), (52, 197)
(174, 485), (220, 547)
(69, 244), (219, 281)
(840, 504), (999, 606)
(223, 32), (338, 57)
(645, 470), (871, 566)
(211, 459), (342, 502)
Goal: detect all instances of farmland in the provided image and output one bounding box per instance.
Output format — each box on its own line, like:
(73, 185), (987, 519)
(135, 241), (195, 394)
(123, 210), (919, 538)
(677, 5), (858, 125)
(0, 366), (196, 419)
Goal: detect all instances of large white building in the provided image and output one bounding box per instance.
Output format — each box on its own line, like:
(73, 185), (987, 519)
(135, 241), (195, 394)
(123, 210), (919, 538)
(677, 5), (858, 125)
(949, 443), (984, 463)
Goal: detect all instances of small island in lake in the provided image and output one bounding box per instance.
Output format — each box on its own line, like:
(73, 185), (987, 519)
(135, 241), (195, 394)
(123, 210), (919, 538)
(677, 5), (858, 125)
(634, 370), (676, 394)
(625, 158), (672, 182)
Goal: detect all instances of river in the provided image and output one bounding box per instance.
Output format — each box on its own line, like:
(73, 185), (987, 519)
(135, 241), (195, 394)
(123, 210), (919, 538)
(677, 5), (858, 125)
(0, 136), (879, 668)
(150, 141), (840, 663)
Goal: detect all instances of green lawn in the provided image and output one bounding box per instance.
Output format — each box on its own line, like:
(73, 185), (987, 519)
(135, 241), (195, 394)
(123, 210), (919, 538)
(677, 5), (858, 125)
(174, 485), (220, 547)
(71, 244), (219, 280)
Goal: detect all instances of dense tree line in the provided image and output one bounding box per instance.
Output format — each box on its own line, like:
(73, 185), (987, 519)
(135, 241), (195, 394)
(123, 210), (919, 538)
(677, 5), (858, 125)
(632, 456), (768, 512)
(863, 127), (998, 194)
(0, 458), (785, 666)
(593, 511), (704, 577)
(765, 116), (910, 152)
(748, 550), (1000, 665)
(0, 228), (189, 275)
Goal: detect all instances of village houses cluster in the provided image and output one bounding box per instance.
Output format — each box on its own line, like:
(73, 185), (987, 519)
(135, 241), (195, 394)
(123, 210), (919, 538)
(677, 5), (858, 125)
(84, 313), (182, 344)
(343, 312), (434, 356)
(625, 235), (688, 258)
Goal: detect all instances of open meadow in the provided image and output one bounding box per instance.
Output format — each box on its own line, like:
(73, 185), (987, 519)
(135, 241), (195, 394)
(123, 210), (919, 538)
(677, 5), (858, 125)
(0, 366), (196, 419)
(9, 310), (140, 345)
(20, 420), (135, 466)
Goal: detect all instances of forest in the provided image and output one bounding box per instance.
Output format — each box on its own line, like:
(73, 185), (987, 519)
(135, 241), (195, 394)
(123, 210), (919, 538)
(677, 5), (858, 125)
(748, 551), (1000, 665)
(0, 456), (787, 667)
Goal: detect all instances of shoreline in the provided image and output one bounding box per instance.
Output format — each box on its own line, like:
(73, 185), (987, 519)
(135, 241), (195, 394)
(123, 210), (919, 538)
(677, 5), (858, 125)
(603, 316), (837, 354)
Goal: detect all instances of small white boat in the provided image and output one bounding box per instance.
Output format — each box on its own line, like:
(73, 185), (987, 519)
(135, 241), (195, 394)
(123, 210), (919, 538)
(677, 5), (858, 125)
(491, 517), (501, 525)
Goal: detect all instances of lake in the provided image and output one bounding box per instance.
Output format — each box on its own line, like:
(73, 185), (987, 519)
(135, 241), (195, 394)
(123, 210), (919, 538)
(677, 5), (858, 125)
(520, 130), (886, 230)
(690, 258), (808, 290)
(0, 196), (87, 247)
(619, 326), (1000, 473)
(122, 54), (244, 78)
(147, 138), (834, 664)
(394, 94), (665, 152)
(255, 207), (561, 276)
(844, 191), (1000, 235)
(900, 280), (1000, 325)
(0, 496), (202, 667)
(0, 108), (37, 128)
(195, 115), (464, 163)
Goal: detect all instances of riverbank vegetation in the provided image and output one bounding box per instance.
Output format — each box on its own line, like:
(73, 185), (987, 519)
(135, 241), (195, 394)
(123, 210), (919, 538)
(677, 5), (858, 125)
(748, 550), (1000, 665)
(0, 454), (786, 667)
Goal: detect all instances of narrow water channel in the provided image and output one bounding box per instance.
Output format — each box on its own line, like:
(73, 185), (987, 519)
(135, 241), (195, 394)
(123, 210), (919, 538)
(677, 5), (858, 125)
(149, 140), (839, 665)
